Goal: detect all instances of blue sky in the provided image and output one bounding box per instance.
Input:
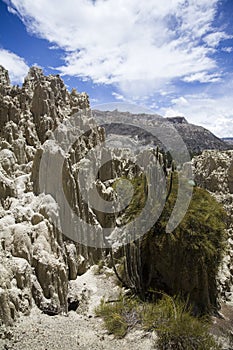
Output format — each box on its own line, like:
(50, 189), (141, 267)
(0, 0), (233, 137)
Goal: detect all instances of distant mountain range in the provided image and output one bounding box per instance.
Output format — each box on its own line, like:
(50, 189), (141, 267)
(222, 137), (233, 145)
(93, 110), (231, 156)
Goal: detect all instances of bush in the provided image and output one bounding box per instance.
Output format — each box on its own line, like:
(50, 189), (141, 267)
(141, 295), (220, 349)
(157, 315), (220, 350)
(138, 178), (227, 314)
(141, 293), (178, 331)
(113, 171), (226, 313)
(95, 296), (140, 338)
(113, 174), (147, 224)
(95, 294), (221, 348)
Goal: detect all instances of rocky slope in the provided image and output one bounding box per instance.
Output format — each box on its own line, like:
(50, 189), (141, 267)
(1, 266), (156, 350)
(0, 65), (232, 350)
(0, 65), (161, 327)
(192, 150), (233, 301)
(93, 109), (230, 155)
(0, 65), (96, 326)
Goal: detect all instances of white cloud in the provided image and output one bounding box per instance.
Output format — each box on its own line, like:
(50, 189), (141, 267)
(222, 47), (233, 53)
(7, 5), (17, 15)
(171, 96), (189, 106)
(203, 32), (232, 47)
(90, 98), (99, 104)
(183, 72), (221, 83)
(112, 92), (125, 101)
(0, 49), (29, 84)
(5, 0), (224, 96)
(161, 93), (233, 138)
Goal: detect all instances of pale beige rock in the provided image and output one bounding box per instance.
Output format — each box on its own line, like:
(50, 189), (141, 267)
(193, 150), (233, 302)
(11, 223), (32, 263)
(0, 65), (92, 326)
(0, 65), (10, 86)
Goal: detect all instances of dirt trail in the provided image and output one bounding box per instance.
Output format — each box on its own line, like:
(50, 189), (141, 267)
(0, 267), (155, 350)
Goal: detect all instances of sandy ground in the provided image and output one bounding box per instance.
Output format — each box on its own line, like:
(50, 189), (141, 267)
(2, 265), (233, 350)
(0, 266), (155, 350)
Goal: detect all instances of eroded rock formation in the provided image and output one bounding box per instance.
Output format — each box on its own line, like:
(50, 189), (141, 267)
(193, 150), (233, 302)
(0, 65), (93, 325)
(0, 64), (232, 328)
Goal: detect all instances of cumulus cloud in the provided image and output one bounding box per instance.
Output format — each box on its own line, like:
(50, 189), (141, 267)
(203, 32), (232, 48)
(4, 0), (225, 96)
(3, 0), (232, 136)
(161, 93), (233, 138)
(0, 48), (29, 84)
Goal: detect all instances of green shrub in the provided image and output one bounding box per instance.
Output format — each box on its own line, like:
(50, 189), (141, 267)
(113, 174), (147, 224)
(141, 294), (178, 331)
(95, 296), (140, 338)
(113, 171), (226, 313)
(157, 315), (220, 350)
(141, 295), (220, 349)
(102, 312), (128, 338)
(138, 177), (227, 313)
(95, 294), (221, 348)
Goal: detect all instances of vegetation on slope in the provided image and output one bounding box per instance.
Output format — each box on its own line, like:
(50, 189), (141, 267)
(95, 294), (220, 349)
(112, 169), (226, 314)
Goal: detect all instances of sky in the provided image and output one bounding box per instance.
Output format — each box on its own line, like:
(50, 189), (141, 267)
(0, 0), (233, 137)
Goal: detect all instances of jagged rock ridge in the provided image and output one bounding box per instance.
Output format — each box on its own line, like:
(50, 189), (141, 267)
(93, 109), (230, 155)
(0, 65), (158, 325)
(193, 150), (233, 301)
(0, 65), (94, 325)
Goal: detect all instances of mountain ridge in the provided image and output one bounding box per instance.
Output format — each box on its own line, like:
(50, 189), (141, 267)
(93, 109), (230, 155)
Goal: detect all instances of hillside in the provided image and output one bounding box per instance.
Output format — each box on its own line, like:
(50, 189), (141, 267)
(93, 109), (230, 155)
(222, 137), (233, 146)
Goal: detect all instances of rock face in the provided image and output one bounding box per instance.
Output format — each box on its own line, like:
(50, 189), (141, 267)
(0, 65), (93, 325)
(93, 110), (230, 155)
(193, 150), (233, 302)
(0, 66), (10, 86)
(0, 65), (159, 327)
(0, 64), (231, 327)
(0, 65), (152, 326)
